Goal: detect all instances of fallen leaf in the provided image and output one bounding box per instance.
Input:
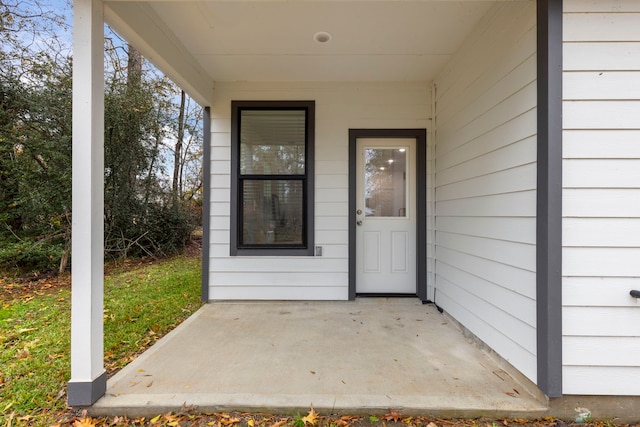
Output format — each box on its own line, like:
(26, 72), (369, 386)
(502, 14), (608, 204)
(111, 416), (125, 425)
(427, 422), (439, 427)
(302, 405), (319, 425)
(248, 420), (255, 427)
(17, 348), (31, 359)
(73, 418), (98, 427)
(150, 414), (162, 424)
(163, 412), (180, 427)
(180, 401), (198, 413)
(384, 409), (402, 422)
(269, 419), (288, 427)
(6, 413), (17, 427)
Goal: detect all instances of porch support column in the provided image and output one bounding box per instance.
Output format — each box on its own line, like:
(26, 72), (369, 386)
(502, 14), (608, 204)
(201, 107), (211, 302)
(536, 0), (563, 398)
(68, 0), (106, 406)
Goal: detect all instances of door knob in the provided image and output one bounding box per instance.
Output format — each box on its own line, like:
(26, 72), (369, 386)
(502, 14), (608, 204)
(356, 220), (363, 226)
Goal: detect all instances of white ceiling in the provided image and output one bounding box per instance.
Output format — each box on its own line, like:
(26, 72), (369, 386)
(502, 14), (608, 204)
(152, 1), (495, 81)
(104, 0), (508, 104)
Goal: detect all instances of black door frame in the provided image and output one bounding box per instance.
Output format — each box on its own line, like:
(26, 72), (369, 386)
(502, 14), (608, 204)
(348, 129), (427, 301)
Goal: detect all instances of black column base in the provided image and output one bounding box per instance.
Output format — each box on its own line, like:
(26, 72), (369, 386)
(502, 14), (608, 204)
(67, 370), (107, 406)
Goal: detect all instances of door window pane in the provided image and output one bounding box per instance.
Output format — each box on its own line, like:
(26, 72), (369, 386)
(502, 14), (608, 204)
(241, 180), (304, 245)
(364, 148), (407, 217)
(240, 110), (306, 175)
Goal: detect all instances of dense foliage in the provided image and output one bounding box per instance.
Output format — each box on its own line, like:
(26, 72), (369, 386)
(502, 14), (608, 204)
(0, 0), (203, 273)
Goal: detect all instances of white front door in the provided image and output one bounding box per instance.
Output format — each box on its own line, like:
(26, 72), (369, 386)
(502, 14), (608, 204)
(355, 138), (417, 294)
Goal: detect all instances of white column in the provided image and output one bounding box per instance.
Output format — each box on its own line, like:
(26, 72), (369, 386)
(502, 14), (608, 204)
(68, 0), (106, 407)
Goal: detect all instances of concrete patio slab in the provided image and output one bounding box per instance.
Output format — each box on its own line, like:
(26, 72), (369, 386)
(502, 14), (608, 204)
(90, 299), (548, 418)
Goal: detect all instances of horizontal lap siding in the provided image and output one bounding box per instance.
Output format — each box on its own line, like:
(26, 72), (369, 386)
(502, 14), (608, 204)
(433, 1), (537, 382)
(209, 82), (429, 300)
(563, 0), (640, 395)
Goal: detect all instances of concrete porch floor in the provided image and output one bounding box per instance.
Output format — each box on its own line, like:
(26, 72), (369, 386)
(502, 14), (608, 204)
(90, 298), (548, 418)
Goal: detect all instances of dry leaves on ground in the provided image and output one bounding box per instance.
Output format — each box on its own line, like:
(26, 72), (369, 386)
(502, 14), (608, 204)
(48, 406), (640, 427)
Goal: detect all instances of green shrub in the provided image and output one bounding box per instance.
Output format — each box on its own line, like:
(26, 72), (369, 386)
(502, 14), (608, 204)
(0, 238), (63, 274)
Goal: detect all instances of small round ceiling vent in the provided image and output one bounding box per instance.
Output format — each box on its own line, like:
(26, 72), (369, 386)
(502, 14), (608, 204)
(313, 31), (332, 43)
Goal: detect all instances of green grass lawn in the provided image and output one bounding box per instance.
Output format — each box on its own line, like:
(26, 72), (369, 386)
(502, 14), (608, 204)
(0, 255), (202, 426)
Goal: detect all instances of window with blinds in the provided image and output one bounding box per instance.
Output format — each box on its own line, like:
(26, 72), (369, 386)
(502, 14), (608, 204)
(230, 101), (315, 255)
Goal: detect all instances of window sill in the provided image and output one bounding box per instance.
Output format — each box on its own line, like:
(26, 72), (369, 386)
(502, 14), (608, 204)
(232, 247), (314, 257)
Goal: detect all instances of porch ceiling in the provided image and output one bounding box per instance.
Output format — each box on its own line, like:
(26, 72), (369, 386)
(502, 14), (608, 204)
(103, 0), (516, 106)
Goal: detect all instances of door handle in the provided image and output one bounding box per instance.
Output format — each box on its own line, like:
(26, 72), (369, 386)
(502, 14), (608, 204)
(356, 220), (363, 226)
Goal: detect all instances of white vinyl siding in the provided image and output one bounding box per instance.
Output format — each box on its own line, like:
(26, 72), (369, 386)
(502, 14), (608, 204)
(433, 1), (537, 382)
(562, 0), (640, 395)
(209, 82), (429, 300)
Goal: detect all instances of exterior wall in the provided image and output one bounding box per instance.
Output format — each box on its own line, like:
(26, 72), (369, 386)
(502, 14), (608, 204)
(433, 1), (538, 382)
(209, 82), (430, 300)
(562, 0), (640, 395)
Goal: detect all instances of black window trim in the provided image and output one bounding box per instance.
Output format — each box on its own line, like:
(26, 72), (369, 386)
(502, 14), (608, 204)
(230, 100), (315, 256)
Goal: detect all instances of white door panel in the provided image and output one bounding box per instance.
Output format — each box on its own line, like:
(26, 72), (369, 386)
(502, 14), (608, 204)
(391, 231), (408, 273)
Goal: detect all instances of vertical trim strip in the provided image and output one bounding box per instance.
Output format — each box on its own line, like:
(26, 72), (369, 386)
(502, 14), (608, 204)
(230, 103), (240, 256)
(348, 134), (357, 300)
(348, 129), (427, 301)
(416, 137), (427, 301)
(536, 0), (563, 398)
(201, 107), (211, 302)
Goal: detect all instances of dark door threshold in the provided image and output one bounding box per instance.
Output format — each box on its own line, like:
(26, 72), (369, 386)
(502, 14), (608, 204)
(356, 293), (418, 298)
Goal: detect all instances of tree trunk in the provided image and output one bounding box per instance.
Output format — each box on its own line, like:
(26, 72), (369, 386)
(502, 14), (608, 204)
(127, 45), (142, 88)
(173, 90), (186, 197)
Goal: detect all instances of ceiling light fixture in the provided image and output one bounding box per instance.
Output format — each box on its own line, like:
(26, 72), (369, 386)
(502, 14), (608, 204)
(314, 31), (332, 43)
